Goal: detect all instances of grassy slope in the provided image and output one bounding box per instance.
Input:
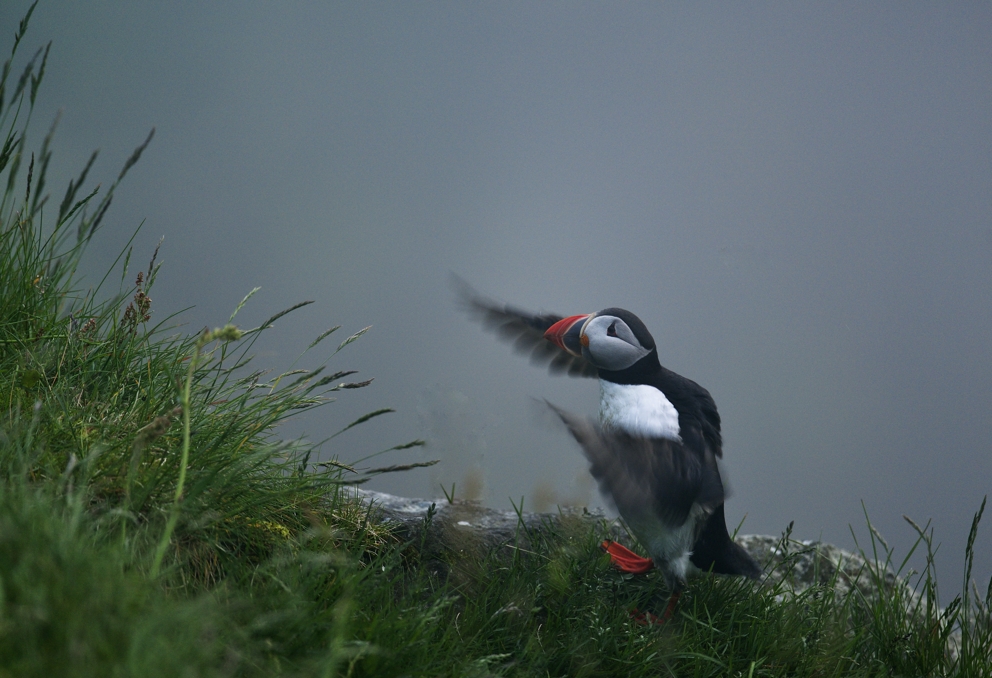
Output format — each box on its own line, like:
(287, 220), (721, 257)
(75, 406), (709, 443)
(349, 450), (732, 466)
(1, 6), (990, 676)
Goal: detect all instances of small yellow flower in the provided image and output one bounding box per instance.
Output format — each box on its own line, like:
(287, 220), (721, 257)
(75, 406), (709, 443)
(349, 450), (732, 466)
(251, 520), (291, 539)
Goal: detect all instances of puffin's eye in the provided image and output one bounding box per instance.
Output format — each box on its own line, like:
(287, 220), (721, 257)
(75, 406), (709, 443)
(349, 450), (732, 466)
(607, 321), (618, 338)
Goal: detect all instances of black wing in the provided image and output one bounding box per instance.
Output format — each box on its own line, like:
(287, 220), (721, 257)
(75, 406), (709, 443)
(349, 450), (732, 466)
(550, 404), (725, 528)
(655, 365), (724, 458)
(453, 277), (598, 378)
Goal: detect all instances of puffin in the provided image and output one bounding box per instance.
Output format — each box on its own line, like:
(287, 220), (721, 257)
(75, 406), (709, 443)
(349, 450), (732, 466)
(458, 283), (760, 621)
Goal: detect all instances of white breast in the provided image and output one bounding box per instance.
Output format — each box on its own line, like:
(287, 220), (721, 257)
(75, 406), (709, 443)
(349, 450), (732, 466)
(628, 502), (706, 583)
(599, 380), (681, 441)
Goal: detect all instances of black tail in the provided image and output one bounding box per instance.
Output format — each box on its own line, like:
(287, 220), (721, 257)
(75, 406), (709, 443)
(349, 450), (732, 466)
(690, 503), (761, 579)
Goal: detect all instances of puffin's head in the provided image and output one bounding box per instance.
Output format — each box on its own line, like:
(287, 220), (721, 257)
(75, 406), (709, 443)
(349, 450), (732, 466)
(543, 308), (656, 372)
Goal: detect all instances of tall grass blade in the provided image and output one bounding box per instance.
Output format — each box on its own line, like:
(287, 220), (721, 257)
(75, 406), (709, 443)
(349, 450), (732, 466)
(258, 299), (314, 330)
(336, 325), (370, 352)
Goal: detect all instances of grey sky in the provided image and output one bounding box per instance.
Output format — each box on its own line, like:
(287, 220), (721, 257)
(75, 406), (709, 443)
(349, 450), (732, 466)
(3, 2), (989, 591)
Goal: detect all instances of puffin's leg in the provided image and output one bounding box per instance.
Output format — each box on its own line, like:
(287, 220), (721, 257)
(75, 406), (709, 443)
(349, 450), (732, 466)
(629, 591), (681, 626)
(600, 542), (681, 625)
(659, 590), (681, 623)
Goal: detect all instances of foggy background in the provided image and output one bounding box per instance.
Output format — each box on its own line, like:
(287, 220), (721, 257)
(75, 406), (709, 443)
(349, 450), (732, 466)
(2, 2), (989, 591)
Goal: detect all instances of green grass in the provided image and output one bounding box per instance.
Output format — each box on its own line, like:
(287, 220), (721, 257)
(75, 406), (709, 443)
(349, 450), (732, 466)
(1, 5), (991, 675)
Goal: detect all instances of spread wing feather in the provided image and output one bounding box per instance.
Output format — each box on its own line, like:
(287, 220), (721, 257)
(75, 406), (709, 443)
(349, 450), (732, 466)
(549, 404), (725, 528)
(453, 277), (598, 378)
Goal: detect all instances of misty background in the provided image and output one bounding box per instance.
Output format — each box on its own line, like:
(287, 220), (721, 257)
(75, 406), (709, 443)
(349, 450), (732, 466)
(2, 2), (989, 590)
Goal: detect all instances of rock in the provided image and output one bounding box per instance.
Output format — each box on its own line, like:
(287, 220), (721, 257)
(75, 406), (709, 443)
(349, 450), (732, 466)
(738, 533), (906, 598)
(350, 489), (899, 595)
(350, 488), (600, 542)
(347, 488), (608, 572)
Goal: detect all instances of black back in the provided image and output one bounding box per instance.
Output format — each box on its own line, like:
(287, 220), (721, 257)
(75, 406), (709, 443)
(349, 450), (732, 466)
(600, 354), (723, 459)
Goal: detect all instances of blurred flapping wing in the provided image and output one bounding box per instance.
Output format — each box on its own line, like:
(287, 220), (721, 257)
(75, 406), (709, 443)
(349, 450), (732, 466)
(453, 277), (598, 377)
(550, 404), (725, 528)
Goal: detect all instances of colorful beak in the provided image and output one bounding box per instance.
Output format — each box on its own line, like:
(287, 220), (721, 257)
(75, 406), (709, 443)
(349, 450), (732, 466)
(543, 314), (590, 356)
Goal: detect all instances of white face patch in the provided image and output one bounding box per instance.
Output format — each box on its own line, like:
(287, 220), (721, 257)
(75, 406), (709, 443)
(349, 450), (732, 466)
(599, 380), (681, 441)
(581, 315), (651, 372)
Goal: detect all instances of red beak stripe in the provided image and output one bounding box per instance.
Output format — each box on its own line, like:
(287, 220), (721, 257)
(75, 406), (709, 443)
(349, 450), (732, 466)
(543, 314), (589, 352)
